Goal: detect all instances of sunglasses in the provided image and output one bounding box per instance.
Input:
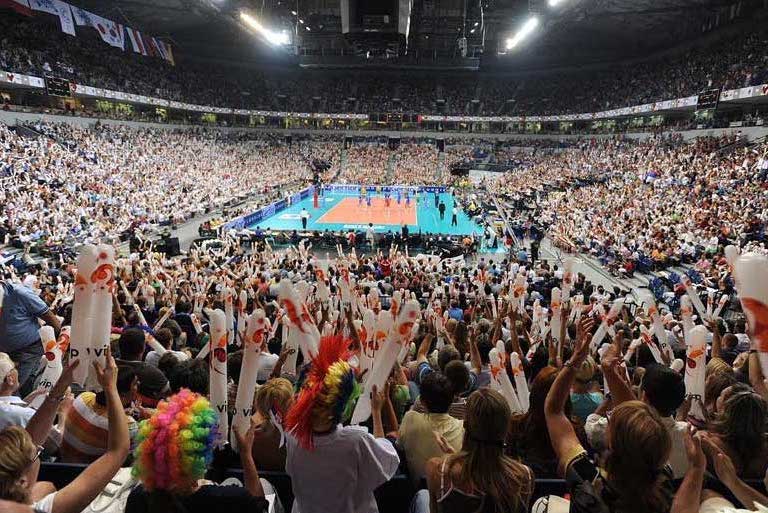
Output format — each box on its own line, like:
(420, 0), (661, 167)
(30, 445), (44, 465)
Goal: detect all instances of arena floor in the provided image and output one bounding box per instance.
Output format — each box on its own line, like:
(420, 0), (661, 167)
(249, 191), (483, 235)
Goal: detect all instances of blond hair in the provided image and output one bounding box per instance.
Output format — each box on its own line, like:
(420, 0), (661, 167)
(0, 427), (37, 503)
(254, 378), (294, 418)
(0, 354), (14, 383)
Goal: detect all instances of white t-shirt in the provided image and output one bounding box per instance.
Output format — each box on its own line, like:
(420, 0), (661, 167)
(145, 349), (190, 367)
(33, 492), (56, 513)
(286, 425), (399, 513)
(0, 396), (35, 431)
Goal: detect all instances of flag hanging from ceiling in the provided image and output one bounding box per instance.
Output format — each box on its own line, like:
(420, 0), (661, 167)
(153, 38), (175, 66)
(70, 5), (125, 49)
(29, 0), (75, 36)
(126, 26), (148, 55)
(0, 0), (32, 16)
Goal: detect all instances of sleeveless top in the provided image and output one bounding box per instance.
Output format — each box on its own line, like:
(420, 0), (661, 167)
(436, 458), (533, 513)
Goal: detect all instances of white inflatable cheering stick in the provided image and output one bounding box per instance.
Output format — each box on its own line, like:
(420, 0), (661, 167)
(550, 287), (563, 352)
(590, 299), (623, 353)
(29, 326), (70, 409)
(639, 325), (663, 365)
(733, 253), (768, 380)
(680, 275), (708, 321)
(89, 245), (115, 372)
(236, 289), (248, 345)
(644, 293), (673, 362)
(208, 309), (229, 446)
(561, 257), (576, 301)
(69, 245), (98, 386)
(223, 287), (235, 345)
(359, 308), (377, 379)
(510, 352), (529, 411)
(680, 295), (695, 344)
(352, 299), (420, 424)
(684, 325), (708, 424)
(277, 280), (319, 362)
(489, 341), (523, 414)
(231, 309), (268, 449)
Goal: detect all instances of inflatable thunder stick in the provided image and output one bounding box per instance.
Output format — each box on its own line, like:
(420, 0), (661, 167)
(550, 287), (563, 348)
(489, 341), (523, 414)
(29, 326), (70, 409)
(237, 289), (248, 345)
(208, 309), (229, 446)
(352, 299), (420, 424)
(359, 308), (377, 380)
(639, 325), (664, 365)
(644, 294), (673, 361)
(680, 296), (695, 344)
(224, 287), (235, 345)
(69, 245), (98, 386)
(684, 325), (708, 424)
(680, 275), (708, 321)
(590, 299), (623, 353)
(510, 352), (529, 412)
(231, 309), (267, 449)
(733, 253), (768, 380)
(561, 257), (576, 302)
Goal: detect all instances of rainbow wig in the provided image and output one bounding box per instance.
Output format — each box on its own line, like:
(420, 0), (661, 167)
(132, 389), (219, 492)
(284, 335), (361, 450)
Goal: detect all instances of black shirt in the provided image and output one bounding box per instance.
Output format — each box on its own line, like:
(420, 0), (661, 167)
(126, 484), (269, 513)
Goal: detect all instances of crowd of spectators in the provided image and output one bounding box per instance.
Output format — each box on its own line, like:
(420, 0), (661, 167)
(0, 217), (766, 513)
(2, 9), (768, 116)
(0, 122), (317, 251)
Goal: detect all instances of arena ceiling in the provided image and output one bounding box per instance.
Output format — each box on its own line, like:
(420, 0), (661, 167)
(67, 0), (753, 69)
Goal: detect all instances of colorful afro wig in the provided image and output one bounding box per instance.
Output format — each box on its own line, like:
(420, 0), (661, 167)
(132, 389), (219, 492)
(284, 335), (361, 450)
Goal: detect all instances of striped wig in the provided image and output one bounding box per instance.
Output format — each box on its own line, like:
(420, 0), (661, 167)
(284, 335), (361, 450)
(132, 389), (218, 492)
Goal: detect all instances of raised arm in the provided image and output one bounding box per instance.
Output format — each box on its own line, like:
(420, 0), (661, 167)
(545, 317), (594, 472)
(25, 360), (79, 445)
(671, 426), (706, 513)
(52, 349), (131, 513)
(234, 420), (266, 498)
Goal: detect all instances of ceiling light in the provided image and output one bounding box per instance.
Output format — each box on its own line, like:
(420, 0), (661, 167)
(548, 0), (566, 6)
(291, 10), (297, 15)
(470, 28), (475, 33)
(474, 21), (479, 26)
(299, 19), (304, 24)
(240, 11), (290, 45)
(505, 16), (539, 50)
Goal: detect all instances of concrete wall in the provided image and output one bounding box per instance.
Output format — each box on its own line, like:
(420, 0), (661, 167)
(3, 109), (768, 142)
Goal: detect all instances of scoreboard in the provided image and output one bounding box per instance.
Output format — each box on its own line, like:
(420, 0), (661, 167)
(697, 89), (720, 110)
(45, 76), (72, 97)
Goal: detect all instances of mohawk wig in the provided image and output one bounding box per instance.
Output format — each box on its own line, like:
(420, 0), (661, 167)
(284, 335), (361, 450)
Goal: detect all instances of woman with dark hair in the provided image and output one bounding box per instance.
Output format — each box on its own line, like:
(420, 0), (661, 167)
(417, 388), (534, 513)
(545, 318), (675, 513)
(702, 390), (768, 479)
(507, 366), (581, 478)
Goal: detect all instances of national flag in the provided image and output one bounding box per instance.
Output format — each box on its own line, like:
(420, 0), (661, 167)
(152, 37), (167, 60)
(70, 6), (125, 49)
(125, 26), (147, 55)
(0, 0), (32, 16)
(29, 0), (75, 36)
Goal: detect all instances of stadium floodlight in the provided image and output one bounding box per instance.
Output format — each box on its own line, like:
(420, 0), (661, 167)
(240, 11), (290, 45)
(505, 16), (539, 50)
